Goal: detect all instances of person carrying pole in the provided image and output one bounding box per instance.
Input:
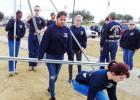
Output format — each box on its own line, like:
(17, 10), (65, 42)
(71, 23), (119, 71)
(38, 11), (73, 100)
(68, 15), (87, 83)
(27, 5), (46, 71)
(5, 10), (26, 76)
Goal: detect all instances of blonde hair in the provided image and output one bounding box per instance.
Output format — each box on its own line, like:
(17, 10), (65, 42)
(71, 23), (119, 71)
(74, 14), (83, 21)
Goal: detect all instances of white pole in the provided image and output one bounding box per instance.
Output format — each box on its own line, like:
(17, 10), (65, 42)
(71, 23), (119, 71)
(0, 56), (109, 66)
(13, 0), (17, 74)
(27, 0), (41, 43)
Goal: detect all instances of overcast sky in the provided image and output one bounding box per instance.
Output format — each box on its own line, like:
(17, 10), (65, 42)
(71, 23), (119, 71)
(0, 0), (140, 22)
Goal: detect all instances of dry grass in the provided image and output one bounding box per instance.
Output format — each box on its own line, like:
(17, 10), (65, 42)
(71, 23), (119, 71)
(85, 39), (140, 68)
(0, 40), (140, 100)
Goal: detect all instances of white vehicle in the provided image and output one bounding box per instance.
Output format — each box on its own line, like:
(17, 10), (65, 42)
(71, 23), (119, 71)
(83, 26), (98, 38)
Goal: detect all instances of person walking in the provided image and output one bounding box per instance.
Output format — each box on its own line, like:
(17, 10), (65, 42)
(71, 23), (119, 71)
(68, 15), (87, 83)
(27, 5), (46, 71)
(38, 11), (73, 100)
(120, 20), (140, 70)
(5, 10), (26, 76)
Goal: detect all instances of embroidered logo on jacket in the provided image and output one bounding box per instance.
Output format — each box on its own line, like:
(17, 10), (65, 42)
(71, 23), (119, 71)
(64, 33), (68, 38)
(106, 83), (114, 88)
(19, 25), (23, 28)
(80, 31), (84, 35)
(130, 32), (134, 35)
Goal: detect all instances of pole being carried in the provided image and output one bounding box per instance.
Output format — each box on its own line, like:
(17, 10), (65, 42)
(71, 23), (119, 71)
(0, 56), (108, 66)
(13, 0), (17, 74)
(50, 0), (95, 70)
(27, 0), (41, 43)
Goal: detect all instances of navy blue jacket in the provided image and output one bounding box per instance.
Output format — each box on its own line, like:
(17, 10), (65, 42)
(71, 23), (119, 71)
(70, 25), (87, 50)
(100, 21), (121, 47)
(46, 20), (56, 27)
(27, 16), (46, 34)
(120, 28), (140, 50)
(5, 18), (26, 41)
(38, 24), (73, 60)
(76, 70), (117, 100)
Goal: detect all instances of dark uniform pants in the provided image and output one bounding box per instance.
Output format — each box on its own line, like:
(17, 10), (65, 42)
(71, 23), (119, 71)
(68, 50), (82, 80)
(28, 34), (39, 67)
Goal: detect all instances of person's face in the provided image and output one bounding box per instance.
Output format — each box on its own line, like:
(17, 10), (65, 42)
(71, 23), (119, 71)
(128, 21), (136, 30)
(112, 73), (127, 82)
(74, 17), (82, 27)
(34, 7), (40, 16)
(56, 15), (67, 27)
(51, 14), (56, 20)
(16, 13), (22, 20)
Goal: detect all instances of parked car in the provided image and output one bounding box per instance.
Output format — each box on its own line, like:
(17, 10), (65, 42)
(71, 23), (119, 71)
(83, 26), (98, 38)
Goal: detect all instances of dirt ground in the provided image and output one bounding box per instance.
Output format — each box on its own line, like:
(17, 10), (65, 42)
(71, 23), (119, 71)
(0, 42), (140, 100)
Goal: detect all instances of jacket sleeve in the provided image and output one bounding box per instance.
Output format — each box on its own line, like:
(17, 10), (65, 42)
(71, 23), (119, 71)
(20, 22), (26, 38)
(38, 28), (51, 60)
(87, 74), (100, 100)
(100, 24), (110, 47)
(81, 28), (87, 48)
(67, 29), (73, 61)
(107, 85), (117, 100)
(5, 19), (14, 31)
(41, 18), (46, 28)
(136, 30), (140, 49)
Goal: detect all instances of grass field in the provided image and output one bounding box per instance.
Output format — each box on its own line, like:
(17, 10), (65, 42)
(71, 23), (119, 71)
(85, 39), (140, 68)
(0, 41), (140, 100)
(0, 27), (140, 100)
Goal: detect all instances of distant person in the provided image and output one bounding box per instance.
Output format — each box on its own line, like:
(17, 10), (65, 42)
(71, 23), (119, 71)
(120, 20), (140, 70)
(27, 5), (46, 71)
(5, 10), (26, 76)
(68, 15), (87, 83)
(100, 13), (121, 69)
(99, 17), (110, 69)
(73, 61), (130, 100)
(38, 11), (73, 100)
(46, 12), (56, 27)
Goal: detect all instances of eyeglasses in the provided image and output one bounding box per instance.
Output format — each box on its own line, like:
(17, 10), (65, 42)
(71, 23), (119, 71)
(129, 24), (135, 25)
(34, 9), (39, 11)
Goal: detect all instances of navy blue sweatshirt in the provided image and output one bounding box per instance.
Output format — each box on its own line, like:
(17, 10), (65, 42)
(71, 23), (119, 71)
(5, 18), (26, 41)
(38, 24), (73, 60)
(100, 21), (121, 47)
(27, 16), (46, 34)
(46, 20), (56, 27)
(120, 28), (140, 50)
(70, 25), (87, 50)
(76, 70), (117, 100)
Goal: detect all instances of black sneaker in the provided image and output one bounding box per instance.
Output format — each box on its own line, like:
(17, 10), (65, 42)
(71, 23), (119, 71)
(68, 79), (72, 83)
(50, 97), (56, 100)
(47, 88), (50, 93)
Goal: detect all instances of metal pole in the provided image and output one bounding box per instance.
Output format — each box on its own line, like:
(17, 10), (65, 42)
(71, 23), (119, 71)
(20, 0), (21, 10)
(27, 0), (41, 43)
(49, 0), (95, 70)
(0, 56), (109, 66)
(72, 0), (75, 25)
(13, 0), (16, 74)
